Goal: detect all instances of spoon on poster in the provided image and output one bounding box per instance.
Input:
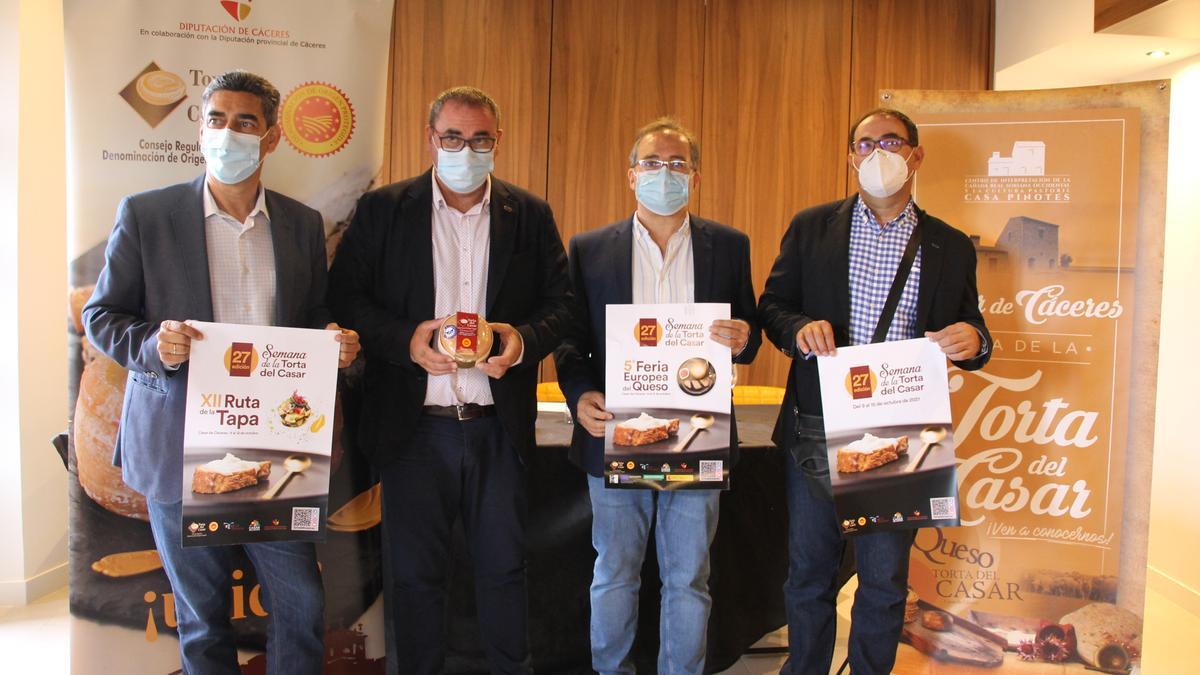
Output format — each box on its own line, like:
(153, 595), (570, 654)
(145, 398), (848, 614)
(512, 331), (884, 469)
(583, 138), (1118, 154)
(672, 414), (715, 453)
(262, 454), (312, 499)
(906, 426), (947, 473)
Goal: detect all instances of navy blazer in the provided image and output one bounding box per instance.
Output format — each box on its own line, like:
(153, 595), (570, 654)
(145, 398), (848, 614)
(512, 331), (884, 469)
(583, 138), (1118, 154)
(328, 170), (572, 467)
(758, 195), (991, 450)
(554, 214), (762, 477)
(82, 175), (332, 503)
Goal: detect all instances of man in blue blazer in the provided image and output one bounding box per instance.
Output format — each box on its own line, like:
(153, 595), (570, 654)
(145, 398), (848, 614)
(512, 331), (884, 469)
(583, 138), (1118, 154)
(83, 71), (359, 675)
(554, 118), (760, 675)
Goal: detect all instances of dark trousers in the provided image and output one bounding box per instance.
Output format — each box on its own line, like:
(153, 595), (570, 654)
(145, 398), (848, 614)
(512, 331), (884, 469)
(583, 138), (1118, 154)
(782, 458), (915, 675)
(380, 414), (531, 675)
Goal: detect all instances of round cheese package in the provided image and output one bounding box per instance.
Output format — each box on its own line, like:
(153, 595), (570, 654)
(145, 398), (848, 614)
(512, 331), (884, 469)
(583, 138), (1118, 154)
(437, 312), (494, 367)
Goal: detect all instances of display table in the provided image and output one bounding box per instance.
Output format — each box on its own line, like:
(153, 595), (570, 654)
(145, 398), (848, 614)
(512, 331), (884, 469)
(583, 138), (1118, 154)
(436, 405), (790, 673)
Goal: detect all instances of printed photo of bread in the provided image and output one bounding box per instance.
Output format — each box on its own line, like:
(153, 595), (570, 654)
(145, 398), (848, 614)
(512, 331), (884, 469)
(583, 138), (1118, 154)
(613, 413), (680, 447)
(921, 610), (952, 632)
(191, 453), (272, 494)
(904, 589), (920, 623)
(836, 433), (909, 473)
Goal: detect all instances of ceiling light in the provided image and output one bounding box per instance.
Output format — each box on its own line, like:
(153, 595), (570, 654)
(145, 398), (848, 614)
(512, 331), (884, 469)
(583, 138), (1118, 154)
(1146, 50), (1170, 58)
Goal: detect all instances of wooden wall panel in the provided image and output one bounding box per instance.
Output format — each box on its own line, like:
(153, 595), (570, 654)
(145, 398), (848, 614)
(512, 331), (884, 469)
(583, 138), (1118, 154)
(546, 0), (706, 244)
(1095, 0), (1168, 32)
(700, 0), (853, 390)
(384, 0), (995, 387)
(543, 0), (705, 382)
(849, 0), (993, 133)
(389, 0), (552, 196)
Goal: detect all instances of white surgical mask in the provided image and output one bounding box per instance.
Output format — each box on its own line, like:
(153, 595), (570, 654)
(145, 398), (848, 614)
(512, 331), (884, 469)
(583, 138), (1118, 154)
(854, 148), (912, 198)
(201, 128), (265, 185)
(436, 147), (494, 194)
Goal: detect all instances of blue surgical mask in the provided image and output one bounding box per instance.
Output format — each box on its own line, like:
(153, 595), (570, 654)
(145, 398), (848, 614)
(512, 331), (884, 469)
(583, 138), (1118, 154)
(201, 128), (265, 185)
(436, 147), (494, 194)
(635, 167), (690, 216)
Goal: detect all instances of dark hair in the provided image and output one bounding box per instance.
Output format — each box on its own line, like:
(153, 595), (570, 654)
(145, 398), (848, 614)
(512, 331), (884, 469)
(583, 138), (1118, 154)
(628, 117), (701, 170)
(848, 108), (919, 147)
(200, 70), (281, 126)
(428, 86), (502, 127)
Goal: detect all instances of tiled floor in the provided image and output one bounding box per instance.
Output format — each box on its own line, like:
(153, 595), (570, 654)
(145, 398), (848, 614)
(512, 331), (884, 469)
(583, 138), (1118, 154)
(2, 579), (1197, 674)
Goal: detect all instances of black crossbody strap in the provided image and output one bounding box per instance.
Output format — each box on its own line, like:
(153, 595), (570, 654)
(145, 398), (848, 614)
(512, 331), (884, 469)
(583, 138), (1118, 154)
(871, 221), (923, 344)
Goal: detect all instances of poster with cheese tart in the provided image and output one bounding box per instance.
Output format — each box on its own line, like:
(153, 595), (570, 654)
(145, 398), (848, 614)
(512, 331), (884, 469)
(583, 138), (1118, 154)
(181, 321), (340, 546)
(880, 95), (1156, 673)
(604, 303), (733, 489)
(818, 338), (959, 535)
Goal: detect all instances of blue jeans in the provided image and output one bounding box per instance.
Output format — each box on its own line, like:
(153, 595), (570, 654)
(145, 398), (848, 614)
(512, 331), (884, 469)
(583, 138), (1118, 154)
(147, 499), (325, 675)
(587, 475), (720, 675)
(782, 458), (914, 675)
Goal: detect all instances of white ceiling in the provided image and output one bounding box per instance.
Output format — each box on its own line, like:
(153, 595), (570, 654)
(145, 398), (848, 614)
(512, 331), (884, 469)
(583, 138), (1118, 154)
(995, 0), (1200, 90)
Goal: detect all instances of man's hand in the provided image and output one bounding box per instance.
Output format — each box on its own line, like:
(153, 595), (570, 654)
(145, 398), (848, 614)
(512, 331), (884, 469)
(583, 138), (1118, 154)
(710, 319), (751, 356)
(796, 319), (836, 357)
(410, 317), (456, 375)
(326, 323), (361, 368)
(576, 390), (612, 438)
(477, 322), (523, 379)
(925, 323), (982, 361)
(157, 320), (204, 367)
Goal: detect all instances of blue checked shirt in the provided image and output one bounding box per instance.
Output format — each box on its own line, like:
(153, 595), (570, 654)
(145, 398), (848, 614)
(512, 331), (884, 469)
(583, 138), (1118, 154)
(848, 197), (921, 345)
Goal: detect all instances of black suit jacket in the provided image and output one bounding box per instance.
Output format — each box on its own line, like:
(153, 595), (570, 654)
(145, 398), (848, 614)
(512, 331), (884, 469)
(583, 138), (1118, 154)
(758, 195), (991, 449)
(328, 170), (571, 467)
(554, 215), (762, 477)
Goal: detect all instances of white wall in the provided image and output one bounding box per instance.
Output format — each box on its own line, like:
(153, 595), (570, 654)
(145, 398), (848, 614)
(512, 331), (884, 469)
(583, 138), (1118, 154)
(1143, 54), (1200, 616)
(0, 0), (69, 605)
(993, 0), (1092, 71)
(996, 1), (1200, 618)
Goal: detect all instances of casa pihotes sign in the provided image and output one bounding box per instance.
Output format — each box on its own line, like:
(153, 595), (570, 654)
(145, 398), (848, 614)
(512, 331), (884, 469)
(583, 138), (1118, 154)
(817, 338), (959, 535)
(888, 107), (1145, 672)
(182, 321), (339, 548)
(603, 303), (733, 490)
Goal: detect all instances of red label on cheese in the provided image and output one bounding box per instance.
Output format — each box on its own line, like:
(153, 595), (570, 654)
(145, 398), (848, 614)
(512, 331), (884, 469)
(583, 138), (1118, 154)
(455, 312), (479, 354)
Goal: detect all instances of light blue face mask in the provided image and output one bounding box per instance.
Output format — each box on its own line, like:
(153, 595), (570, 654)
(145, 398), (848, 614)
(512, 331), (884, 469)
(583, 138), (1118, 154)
(202, 127), (265, 185)
(436, 147), (494, 194)
(635, 167), (690, 216)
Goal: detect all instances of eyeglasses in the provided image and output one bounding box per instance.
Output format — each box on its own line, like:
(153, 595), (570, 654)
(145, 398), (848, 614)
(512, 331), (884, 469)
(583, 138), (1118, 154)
(851, 136), (912, 156)
(435, 134), (497, 153)
(634, 158), (692, 173)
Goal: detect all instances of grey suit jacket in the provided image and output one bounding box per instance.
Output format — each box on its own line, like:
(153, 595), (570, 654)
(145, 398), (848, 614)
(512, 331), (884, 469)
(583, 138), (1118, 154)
(82, 175), (332, 503)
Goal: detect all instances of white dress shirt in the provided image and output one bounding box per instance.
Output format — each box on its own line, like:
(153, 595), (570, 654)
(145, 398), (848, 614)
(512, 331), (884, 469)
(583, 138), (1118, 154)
(425, 174), (495, 406)
(203, 182), (276, 326)
(631, 213), (695, 304)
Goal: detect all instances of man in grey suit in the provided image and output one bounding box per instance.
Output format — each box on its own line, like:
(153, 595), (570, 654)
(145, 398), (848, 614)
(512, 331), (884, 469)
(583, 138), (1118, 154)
(83, 70), (359, 675)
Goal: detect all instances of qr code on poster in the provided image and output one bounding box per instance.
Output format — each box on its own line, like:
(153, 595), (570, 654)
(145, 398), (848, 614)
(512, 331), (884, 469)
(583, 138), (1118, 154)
(291, 507), (321, 532)
(699, 460), (723, 482)
(929, 497), (957, 520)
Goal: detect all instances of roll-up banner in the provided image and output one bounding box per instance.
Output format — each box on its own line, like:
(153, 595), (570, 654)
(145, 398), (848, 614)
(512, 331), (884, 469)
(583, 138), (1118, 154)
(65, 1), (394, 672)
(884, 84), (1168, 672)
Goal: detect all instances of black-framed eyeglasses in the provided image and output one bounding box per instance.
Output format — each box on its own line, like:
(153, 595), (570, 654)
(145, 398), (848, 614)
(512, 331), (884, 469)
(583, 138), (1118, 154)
(435, 134), (497, 153)
(634, 158), (692, 173)
(851, 136), (912, 156)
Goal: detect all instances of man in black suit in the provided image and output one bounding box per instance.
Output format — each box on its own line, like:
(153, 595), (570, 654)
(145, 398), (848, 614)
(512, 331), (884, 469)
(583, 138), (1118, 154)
(759, 108), (990, 674)
(328, 86), (571, 674)
(554, 118), (760, 674)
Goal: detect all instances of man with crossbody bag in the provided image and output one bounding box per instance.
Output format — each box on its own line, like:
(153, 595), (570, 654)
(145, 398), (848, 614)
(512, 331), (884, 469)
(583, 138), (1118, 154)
(758, 108), (991, 674)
